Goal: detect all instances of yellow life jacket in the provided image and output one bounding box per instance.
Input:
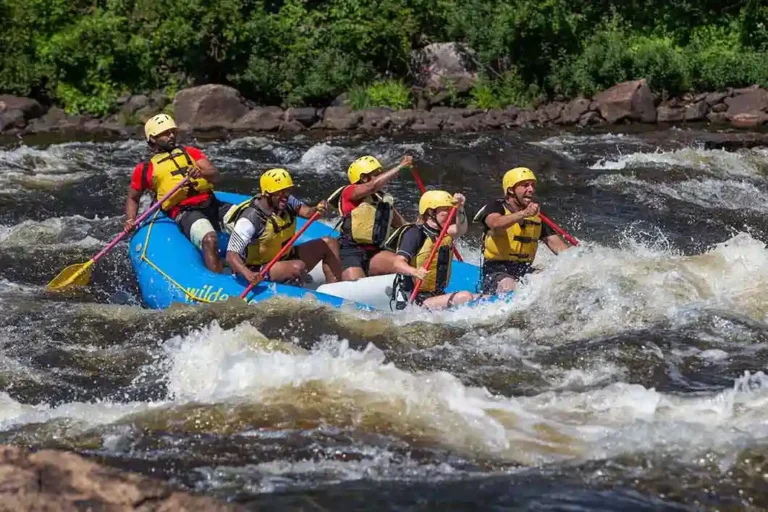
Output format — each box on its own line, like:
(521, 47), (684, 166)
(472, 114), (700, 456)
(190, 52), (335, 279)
(386, 224), (453, 293)
(223, 197), (296, 266)
(328, 185), (394, 247)
(147, 147), (214, 210)
(474, 200), (541, 263)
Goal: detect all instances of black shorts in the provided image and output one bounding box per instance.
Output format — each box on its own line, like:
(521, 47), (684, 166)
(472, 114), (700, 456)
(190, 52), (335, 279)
(339, 241), (380, 273)
(246, 247), (298, 272)
(175, 198), (232, 247)
(480, 261), (533, 294)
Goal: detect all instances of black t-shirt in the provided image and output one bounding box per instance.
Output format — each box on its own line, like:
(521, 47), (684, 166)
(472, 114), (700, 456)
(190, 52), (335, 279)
(476, 200), (554, 239)
(396, 224), (440, 261)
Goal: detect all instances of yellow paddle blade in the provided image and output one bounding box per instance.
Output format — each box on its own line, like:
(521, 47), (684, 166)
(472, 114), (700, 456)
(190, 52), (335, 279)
(46, 260), (94, 292)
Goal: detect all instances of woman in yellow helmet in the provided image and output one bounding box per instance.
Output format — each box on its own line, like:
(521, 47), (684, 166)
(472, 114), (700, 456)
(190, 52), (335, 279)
(387, 190), (478, 310)
(224, 168), (342, 285)
(473, 167), (570, 294)
(329, 154), (413, 281)
(124, 114), (231, 273)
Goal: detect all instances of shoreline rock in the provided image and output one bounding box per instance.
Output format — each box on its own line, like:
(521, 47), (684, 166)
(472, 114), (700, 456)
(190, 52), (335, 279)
(0, 444), (243, 511)
(2, 80), (768, 142)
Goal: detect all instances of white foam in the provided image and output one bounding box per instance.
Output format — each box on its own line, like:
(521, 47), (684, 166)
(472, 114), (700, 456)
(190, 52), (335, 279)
(591, 147), (768, 178)
(0, 216), (108, 249)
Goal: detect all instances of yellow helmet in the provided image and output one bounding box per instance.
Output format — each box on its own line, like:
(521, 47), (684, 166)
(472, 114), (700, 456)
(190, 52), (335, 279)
(348, 156), (382, 184)
(419, 190), (457, 215)
(144, 113), (177, 141)
(260, 168), (294, 194)
(502, 167), (536, 194)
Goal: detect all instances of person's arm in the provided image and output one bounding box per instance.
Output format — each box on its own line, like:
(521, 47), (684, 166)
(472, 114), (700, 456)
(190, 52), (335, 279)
(292, 196), (329, 218)
(225, 217), (261, 283)
(391, 208), (407, 228)
(485, 202), (539, 234)
(186, 147), (220, 183)
(124, 164), (146, 231)
(446, 194), (467, 237)
(393, 227), (428, 280)
(124, 188), (142, 231)
(393, 255), (428, 280)
(348, 155), (413, 201)
(543, 234), (569, 255)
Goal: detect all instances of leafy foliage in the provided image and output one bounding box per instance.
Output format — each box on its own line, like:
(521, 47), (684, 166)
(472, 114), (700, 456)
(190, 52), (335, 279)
(1, 0), (767, 114)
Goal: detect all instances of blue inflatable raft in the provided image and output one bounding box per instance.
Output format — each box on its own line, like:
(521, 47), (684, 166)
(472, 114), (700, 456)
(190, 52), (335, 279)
(128, 191), (504, 311)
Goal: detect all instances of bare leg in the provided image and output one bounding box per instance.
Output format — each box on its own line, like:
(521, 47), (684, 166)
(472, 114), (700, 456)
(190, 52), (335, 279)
(367, 250), (400, 276)
(496, 277), (517, 294)
(201, 232), (223, 273)
(342, 267), (366, 281)
(295, 237), (342, 284)
(421, 291), (477, 310)
(265, 259), (307, 283)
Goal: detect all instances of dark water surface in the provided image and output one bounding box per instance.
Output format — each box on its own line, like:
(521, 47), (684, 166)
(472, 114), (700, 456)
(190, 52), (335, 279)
(2, 128), (768, 510)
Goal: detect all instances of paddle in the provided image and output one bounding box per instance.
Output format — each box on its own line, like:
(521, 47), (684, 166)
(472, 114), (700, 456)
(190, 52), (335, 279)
(47, 176), (192, 292)
(239, 210), (322, 300)
(539, 213), (580, 246)
(409, 206), (458, 303)
(410, 167), (464, 262)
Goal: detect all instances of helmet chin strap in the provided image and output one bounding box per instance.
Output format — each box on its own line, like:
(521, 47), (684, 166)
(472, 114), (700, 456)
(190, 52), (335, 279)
(507, 190), (525, 210)
(427, 211), (444, 231)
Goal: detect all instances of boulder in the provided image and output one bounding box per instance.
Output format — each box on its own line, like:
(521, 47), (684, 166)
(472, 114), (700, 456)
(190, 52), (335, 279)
(480, 109), (505, 129)
(233, 106), (284, 132)
(705, 91), (728, 106)
(724, 89), (768, 119)
(656, 106), (685, 123)
(410, 112), (443, 131)
(410, 42), (478, 106)
(513, 109), (541, 127)
(0, 95), (44, 119)
(149, 90), (170, 109)
(0, 109), (26, 131)
(0, 445), (242, 511)
(707, 112), (729, 124)
(559, 98), (590, 125)
(134, 105), (160, 123)
(578, 111), (603, 126)
(389, 109), (418, 130)
(684, 102), (709, 122)
(594, 79), (656, 123)
(359, 107), (393, 132)
(173, 84), (248, 131)
(730, 112), (768, 128)
(121, 94), (149, 116)
(284, 107), (318, 127)
(317, 106), (362, 130)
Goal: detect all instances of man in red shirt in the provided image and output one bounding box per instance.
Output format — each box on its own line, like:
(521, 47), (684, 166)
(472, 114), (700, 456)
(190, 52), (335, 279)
(124, 114), (231, 273)
(329, 154), (412, 281)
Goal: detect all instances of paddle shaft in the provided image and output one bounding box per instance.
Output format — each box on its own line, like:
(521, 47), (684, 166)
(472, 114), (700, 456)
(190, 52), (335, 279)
(539, 212), (579, 246)
(409, 207), (458, 303)
(92, 176), (192, 264)
(240, 210), (322, 299)
(410, 168), (464, 262)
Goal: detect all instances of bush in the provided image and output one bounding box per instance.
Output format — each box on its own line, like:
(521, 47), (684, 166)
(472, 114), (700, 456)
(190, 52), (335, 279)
(349, 80), (412, 110)
(1, 0), (768, 113)
(470, 69), (541, 109)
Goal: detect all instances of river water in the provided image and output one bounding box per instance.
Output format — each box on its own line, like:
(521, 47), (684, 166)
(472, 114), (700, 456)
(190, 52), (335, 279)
(2, 128), (768, 510)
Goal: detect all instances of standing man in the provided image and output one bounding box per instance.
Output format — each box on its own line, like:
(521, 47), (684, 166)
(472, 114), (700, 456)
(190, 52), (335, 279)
(124, 114), (230, 273)
(474, 167), (570, 294)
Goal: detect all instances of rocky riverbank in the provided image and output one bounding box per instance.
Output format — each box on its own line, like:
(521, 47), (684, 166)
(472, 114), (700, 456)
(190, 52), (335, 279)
(2, 79), (768, 141)
(0, 446), (243, 512)
(0, 445), (241, 511)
